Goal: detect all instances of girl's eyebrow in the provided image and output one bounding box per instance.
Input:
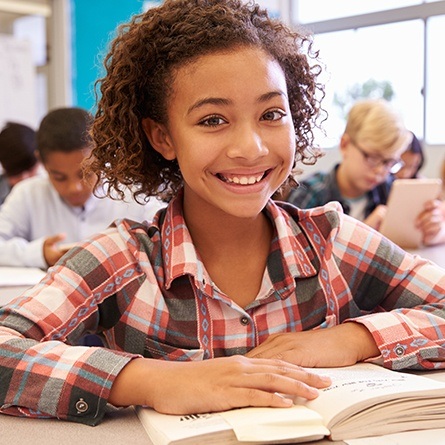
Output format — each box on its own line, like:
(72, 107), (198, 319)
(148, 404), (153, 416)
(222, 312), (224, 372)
(187, 90), (287, 115)
(187, 97), (230, 115)
(258, 90), (287, 103)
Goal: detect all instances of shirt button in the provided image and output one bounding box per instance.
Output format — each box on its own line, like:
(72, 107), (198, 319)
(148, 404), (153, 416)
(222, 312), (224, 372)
(75, 398), (89, 414)
(394, 345), (405, 357)
(240, 316), (249, 326)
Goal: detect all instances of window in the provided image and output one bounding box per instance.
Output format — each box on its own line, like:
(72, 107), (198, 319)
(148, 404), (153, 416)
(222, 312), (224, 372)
(426, 15), (445, 144)
(294, 0), (420, 23)
(280, 1), (445, 147)
(312, 20), (424, 147)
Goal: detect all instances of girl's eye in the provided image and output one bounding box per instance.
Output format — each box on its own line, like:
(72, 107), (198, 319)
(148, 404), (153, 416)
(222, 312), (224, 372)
(199, 115), (226, 127)
(261, 109), (286, 121)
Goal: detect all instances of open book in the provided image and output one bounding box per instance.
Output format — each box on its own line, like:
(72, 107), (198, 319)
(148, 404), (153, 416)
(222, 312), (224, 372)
(135, 363), (445, 444)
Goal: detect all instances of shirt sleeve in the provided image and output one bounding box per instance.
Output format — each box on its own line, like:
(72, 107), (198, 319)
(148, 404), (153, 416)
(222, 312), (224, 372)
(0, 226), (144, 425)
(332, 213), (445, 370)
(0, 183), (47, 268)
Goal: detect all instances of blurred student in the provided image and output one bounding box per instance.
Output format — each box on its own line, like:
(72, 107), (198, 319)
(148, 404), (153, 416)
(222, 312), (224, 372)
(0, 122), (41, 205)
(395, 132), (424, 179)
(0, 107), (164, 268)
(287, 99), (445, 245)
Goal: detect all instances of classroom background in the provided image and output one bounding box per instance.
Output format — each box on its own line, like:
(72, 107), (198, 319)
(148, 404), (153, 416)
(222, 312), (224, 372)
(0, 0), (444, 179)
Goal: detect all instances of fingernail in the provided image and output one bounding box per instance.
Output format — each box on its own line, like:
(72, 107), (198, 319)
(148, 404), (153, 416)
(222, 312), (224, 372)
(308, 387), (319, 396)
(319, 375), (332, 384)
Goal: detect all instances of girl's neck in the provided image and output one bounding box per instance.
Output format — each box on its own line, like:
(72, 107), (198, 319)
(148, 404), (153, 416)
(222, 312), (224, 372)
(185, 204), (272, 258)
(183, 197), (273, 307)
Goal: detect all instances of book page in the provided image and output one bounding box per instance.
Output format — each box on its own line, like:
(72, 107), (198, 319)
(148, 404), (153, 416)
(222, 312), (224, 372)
(345, 427), (445, 445)
(136, 405), (328, 445)
(136, 407), (237, 445)
(299, 363), (445, 437)
(221, 405), (329, 442)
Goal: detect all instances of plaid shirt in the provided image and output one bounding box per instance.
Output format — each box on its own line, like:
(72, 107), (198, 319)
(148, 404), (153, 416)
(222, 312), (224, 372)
(1, 191), (445, 425)
(287, 164), (394, 218)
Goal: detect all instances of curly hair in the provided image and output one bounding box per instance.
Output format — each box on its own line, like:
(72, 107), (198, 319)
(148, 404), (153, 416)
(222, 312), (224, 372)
(90, 0), (325, 202)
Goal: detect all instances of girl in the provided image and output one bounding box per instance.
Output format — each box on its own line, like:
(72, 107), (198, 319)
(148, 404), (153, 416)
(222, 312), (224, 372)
(1, 0), (445, 427)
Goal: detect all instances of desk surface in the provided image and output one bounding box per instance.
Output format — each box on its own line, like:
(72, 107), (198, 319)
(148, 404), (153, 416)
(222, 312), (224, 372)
(0, 407), (335, 445)
(0, 284), (31, 306)
(0, 266), (45, 306)
(2, 407), (445, 445)
(407, 244), (445, 269)
(0, 407), (150, 445)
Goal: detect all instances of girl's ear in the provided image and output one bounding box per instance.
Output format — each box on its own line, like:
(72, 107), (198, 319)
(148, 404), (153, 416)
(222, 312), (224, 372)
(141, 118), (176, 160)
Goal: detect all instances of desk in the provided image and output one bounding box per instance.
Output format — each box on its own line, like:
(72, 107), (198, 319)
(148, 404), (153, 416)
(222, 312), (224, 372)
(0, 266), (45, 306)
(0, 284), (32, 306)
(0, 408), (151, 445)
(408, 244), (445, 269)
(0, 407), (336, 445)
(1, 408), (445, 445)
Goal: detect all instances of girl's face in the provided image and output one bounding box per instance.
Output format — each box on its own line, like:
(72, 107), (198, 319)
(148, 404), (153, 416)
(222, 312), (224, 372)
(395, 151), (422, 179)
(144, 47), (295, 220)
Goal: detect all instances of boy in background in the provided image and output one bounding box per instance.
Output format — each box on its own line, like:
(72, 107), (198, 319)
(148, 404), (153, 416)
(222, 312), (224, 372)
(0, 122), (41, 205)
(287, 99), (445, 245)
(0, 107), (164, 268)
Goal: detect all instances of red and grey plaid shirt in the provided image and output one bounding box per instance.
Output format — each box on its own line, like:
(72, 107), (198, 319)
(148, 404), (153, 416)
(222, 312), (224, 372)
(1, 192), (445, 425)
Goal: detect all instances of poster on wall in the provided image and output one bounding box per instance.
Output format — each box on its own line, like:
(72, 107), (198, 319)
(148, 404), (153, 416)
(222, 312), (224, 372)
(0, 35), (37, 130)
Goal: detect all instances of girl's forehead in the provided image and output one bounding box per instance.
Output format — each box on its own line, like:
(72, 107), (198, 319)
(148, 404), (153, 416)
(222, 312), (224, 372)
(174, 48), (283, 85)
(168, 49), (287, 110)
(176, 46), (277, 73)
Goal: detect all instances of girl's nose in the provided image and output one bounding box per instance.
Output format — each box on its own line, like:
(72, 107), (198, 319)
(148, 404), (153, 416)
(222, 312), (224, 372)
(226, 126), (269, 160)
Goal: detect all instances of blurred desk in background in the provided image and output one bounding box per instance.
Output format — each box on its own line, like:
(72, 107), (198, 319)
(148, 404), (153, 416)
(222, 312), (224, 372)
(407, 244), (445, 269)
(0, 266), (45, 306)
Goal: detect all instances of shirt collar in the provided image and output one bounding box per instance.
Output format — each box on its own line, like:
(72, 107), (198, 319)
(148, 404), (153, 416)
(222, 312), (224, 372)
(154, 189), (318, 292)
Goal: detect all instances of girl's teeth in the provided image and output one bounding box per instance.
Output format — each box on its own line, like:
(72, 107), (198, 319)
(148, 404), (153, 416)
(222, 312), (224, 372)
(227, 175), (263, 184)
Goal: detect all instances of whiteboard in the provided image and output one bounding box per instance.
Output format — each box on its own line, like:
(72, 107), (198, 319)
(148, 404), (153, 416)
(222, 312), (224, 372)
(0, 34), (38, 129)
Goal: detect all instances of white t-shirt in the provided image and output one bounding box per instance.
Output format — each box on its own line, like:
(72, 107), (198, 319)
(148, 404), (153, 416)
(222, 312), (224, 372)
(344, 195), (368, 222)
(0, 175), (166, 268)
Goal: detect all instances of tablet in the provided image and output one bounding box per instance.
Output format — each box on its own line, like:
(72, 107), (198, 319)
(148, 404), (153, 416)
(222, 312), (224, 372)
(380, 178), (442, 248)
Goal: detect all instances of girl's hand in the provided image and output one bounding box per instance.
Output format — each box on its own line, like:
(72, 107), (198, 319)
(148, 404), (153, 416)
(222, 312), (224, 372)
(246, 323), (380, 368)
(416, 199), (445, 246)
(109, 355), (331, 414)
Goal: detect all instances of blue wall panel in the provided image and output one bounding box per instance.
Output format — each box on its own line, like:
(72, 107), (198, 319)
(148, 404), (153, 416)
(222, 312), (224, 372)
(71, 0), (147, 112)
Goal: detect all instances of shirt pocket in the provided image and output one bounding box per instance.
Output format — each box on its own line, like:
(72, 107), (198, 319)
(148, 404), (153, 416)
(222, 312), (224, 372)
(144, 337), (205, 361)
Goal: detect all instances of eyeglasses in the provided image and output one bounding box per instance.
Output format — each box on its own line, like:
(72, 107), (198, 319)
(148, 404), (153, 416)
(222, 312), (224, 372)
(352, 140), (405, 174)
